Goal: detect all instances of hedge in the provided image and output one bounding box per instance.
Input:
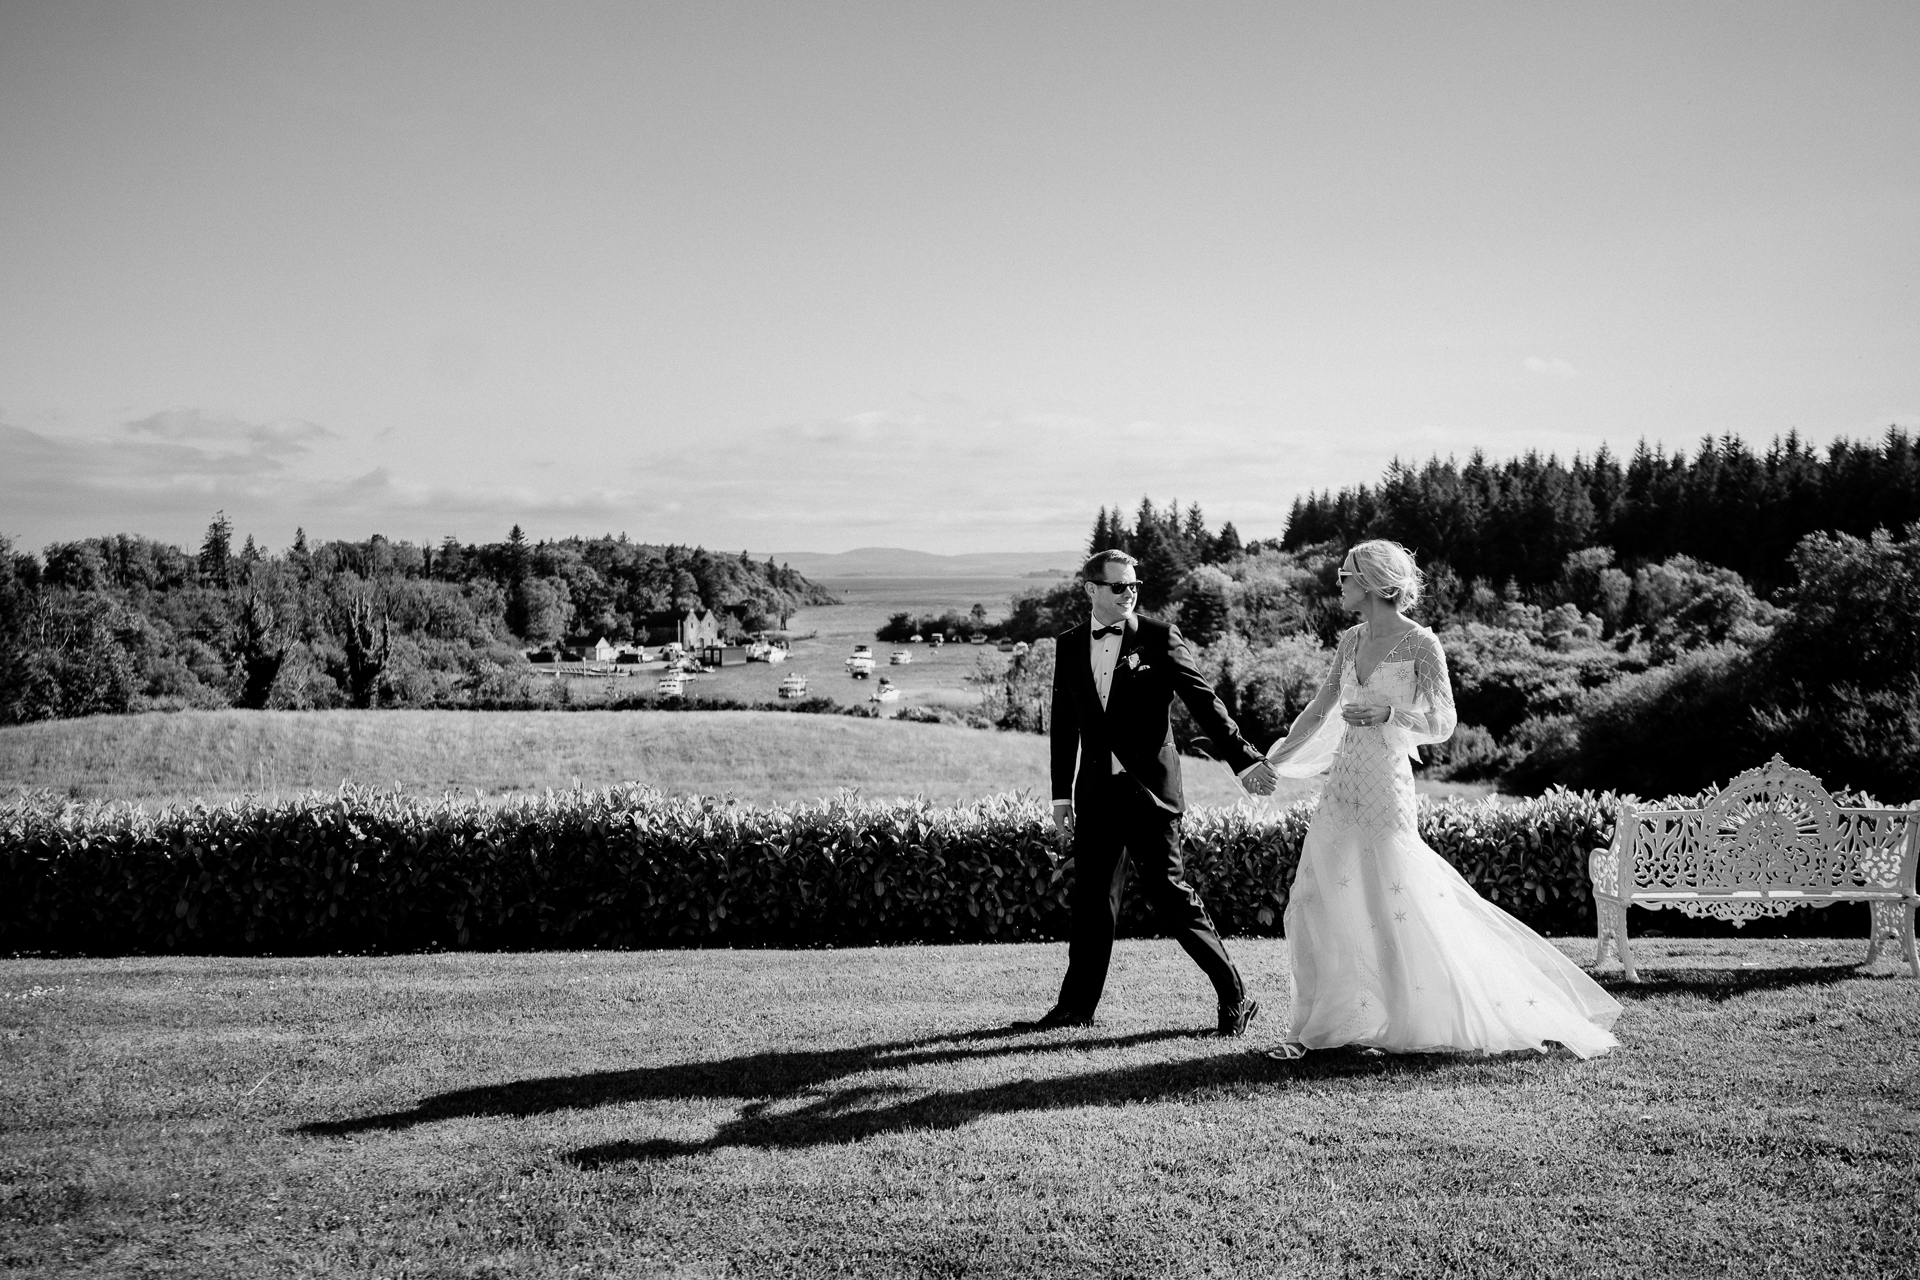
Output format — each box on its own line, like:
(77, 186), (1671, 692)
(0, 786), (1637, 956)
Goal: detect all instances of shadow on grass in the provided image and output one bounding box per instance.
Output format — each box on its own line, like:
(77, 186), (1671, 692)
(297, 1025), (1202, 1138)
(1595, 961), (1874, 1002)
(563, 1044), (1468, 1166)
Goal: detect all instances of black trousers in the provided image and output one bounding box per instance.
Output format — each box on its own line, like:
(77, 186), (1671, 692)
(1056, 772), (1245, 1017)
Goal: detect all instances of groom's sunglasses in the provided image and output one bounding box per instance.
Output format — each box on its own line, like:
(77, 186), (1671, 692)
(1090, 580), (1142, 595)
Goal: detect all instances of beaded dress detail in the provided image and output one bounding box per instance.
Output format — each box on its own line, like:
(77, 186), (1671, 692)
(1270, 624), (1621, 1058)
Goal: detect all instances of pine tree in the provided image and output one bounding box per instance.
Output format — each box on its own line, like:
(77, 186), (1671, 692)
(507, 524), (529, 583)
(1086, 506), (1131, 555)
(1130, 497), (1191, 611)
(1182, 502), (1209, 563)
(199, 512), (233, 588)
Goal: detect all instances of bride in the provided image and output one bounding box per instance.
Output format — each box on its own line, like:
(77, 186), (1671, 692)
(1261, 540), (1621, 1060)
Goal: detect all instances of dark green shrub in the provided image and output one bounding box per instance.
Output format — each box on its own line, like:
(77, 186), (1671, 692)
(1, 787), (1624, 957)
(1422, 723), (1506, 781)
(1524, 646), (1764, 796)
(1520, 527), (1920, 799)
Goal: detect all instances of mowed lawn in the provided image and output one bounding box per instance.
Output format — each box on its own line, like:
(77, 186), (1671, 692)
(2, 939), (1915, 1277)
(0, 709), (1493, 809)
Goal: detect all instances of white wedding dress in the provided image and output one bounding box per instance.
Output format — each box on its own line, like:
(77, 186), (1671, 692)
(1270, 624), (1621, 1058)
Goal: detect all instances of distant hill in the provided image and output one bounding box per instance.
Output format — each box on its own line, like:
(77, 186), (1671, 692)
(761, 547), (1079, 578)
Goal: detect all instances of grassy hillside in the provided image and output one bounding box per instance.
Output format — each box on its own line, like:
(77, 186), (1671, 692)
(0, 709), (1493, 809)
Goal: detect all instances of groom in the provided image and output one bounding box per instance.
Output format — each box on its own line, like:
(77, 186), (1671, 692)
(1018, 550), (1278, 1035)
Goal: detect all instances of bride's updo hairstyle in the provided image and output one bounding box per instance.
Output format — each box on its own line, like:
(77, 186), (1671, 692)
(1349, 539), (1424, 610)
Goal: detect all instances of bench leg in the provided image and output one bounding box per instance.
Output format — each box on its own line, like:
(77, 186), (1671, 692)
(1906, 903), (1919, 979)
(1594, 904), (1613, 968)
(1867, 900), (1904, 968)
(1611, 902), (1638, 982)
(1889, 900), (1920, 978)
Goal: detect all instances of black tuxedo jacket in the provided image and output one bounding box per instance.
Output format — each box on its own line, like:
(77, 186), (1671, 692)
(1049, 614), (1263, 815)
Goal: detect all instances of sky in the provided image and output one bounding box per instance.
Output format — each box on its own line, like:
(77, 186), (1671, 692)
(1, 1), (1916, 556)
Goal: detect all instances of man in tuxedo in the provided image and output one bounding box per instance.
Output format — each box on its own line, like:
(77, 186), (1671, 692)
(1017, 549), (1278, 1035)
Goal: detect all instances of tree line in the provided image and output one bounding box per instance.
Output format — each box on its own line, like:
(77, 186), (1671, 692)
(0, 519), (835, 724)
(1281, 429), (1920, 594)
(970, 463), (1919, 800)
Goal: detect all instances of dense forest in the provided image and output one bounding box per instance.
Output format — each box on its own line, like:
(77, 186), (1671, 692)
(970, 432), (1920, 799)
(0, 521), (835, 723)
(1281, 429), (1920, 593)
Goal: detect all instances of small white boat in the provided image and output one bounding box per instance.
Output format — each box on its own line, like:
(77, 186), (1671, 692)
(656, 675), (687, 696)
(889, 650), (912, 665)
(870, 677), (900, 703)
(908, 633), (923, 643)
(846, 652), (875, 678)
(777, 674), (809, 698)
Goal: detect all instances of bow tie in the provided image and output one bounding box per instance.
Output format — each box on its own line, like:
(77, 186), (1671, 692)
(1092, 623), (1125, 639)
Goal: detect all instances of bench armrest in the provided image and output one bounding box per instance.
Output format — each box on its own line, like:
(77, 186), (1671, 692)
(1589, 845), (1618, 895)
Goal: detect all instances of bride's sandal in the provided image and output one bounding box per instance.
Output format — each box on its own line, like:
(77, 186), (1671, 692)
(1262, 1043), (1308, 1061)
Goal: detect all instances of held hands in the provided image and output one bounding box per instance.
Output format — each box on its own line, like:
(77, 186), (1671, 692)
(1340, 702), (1393, 729)
(1240, 760), (1278, 796)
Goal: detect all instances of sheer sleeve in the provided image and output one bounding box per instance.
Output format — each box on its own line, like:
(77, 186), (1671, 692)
(1385, 628), (1456, 756)
(1268, 627), (1355, 778)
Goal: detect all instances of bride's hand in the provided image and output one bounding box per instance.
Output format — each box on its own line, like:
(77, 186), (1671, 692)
(1340, 702), (1390, 727)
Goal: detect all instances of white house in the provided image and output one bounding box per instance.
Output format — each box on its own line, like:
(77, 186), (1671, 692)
(593, 636), (617, 663)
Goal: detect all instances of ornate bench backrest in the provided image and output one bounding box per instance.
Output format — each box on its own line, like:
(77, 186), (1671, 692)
(1613, 756), (1918, 897)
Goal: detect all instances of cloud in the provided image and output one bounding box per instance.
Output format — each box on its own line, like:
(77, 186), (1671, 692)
(2, 398), (1461, 554)
(0, 416), (634, 549)
(1522, 356), (1580, 378)
(123, 408), (335, 456)
(622, 403), (1315, 549)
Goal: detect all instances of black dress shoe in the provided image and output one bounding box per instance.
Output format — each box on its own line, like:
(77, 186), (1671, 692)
(1011, 1005), (1094, 1030)
(1217, 997), (1260, 1037)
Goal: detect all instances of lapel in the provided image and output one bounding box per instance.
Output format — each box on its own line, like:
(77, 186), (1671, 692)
(1104, 614), (1142, 718)
(1071, 622), (1100, 710)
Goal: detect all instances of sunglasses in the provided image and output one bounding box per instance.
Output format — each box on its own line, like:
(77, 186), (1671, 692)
(1337, 567), (1356, 582)
(1090, 580), (1142, 595)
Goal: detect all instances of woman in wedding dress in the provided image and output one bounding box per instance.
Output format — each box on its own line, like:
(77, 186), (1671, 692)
(1261, 540), (1621, 1061)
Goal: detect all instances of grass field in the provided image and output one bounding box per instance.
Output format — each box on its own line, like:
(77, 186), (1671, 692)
(3, 939), (1914, 1277)
(0, 708), (1496, 809)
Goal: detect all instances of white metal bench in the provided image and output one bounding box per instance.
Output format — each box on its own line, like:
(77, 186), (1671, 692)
(1589, 756), (1918, 980)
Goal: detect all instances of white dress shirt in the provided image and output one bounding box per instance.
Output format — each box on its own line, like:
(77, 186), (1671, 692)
(1090, 625), (1123, 709)
(1090, 624), (1126, 773)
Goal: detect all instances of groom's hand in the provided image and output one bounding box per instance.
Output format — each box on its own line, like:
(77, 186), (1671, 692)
(1241, 761), (1278, 796)
(1051, 800), (1075, 841)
